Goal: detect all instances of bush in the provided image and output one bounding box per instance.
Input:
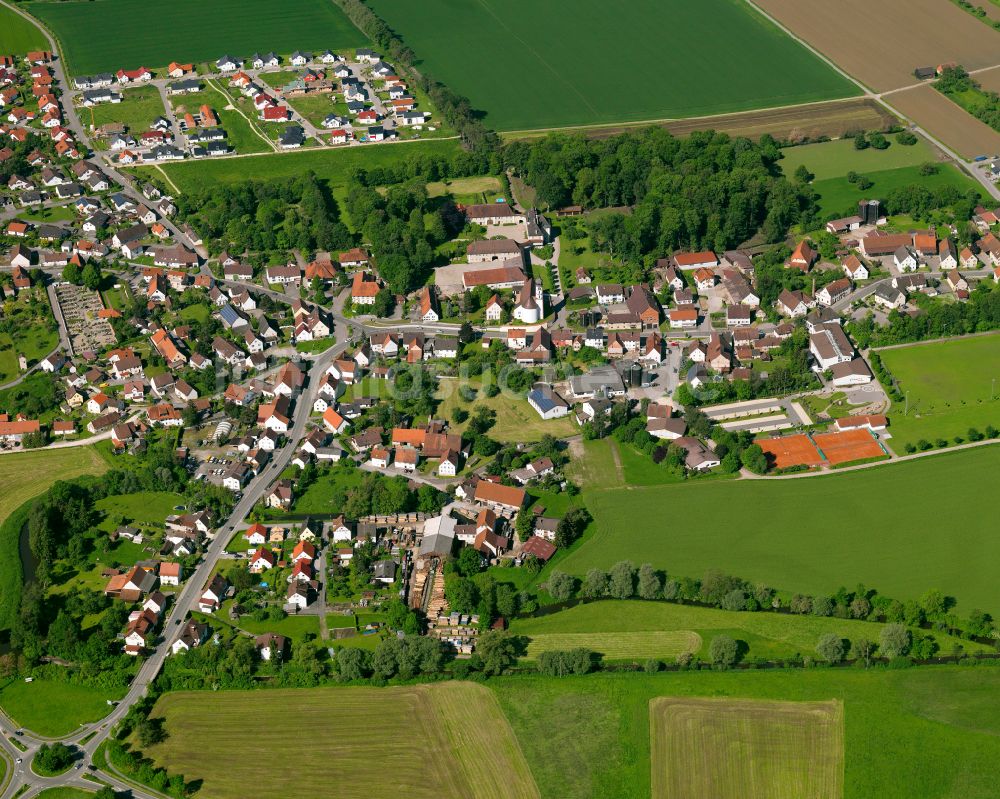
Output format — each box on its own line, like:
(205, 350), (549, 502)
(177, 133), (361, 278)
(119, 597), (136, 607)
(816, 633), (846, 664)
(709, 634), (739, 668)
(536, 648), (594, 676)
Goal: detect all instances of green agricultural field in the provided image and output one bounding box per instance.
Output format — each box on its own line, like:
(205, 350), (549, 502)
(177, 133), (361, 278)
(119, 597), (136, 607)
(493, 666), (1000, 799)
(86, 85), (165, 135)
(142, 684), (538, 799)
(148, 138), (462, 194)
(367, 0), (857, 131)
(809, 163), (981, 217)
(779, 137), (941, 181)
(560, 445), (1000, 614)
(0, 6), (47, 54)
(878, 335), (1000, 448)
(0, 679), (120, 737)
(509, 601), (987, 664)
(24, 0), (368, 76)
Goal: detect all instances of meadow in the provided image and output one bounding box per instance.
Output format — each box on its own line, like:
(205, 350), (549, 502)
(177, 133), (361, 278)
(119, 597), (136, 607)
(87, 85), (166, 135)
(779, 137), (941, 181)
(94, 491), (186, 531)
(877, 335), (1000, 448)
(0, 446), (106, 630)
(149, 139), (462, 194)
(560, 445), (1000, 614)
(143, 684), (538, 799)
(0, 678), (121, 736)
(0, 5), (48, 53)
(435, 379), (578, 442)
(650, 697), (843, 799)
(509, 601), (988, 664)
(366, 0), (857, 131)
(492, 666), (1000, 799)
(809, 163), (981, 217)
(0, 323), (59, 384)
(24, 0), (368, 76)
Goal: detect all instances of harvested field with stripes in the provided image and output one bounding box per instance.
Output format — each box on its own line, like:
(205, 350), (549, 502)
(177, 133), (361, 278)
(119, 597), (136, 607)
(650, 697), (844, 799)
(142, 684), (538, 799)
(751, 0), (1000, 92)
(888, 85), (1000, 160)
(521, 631), (702, 662)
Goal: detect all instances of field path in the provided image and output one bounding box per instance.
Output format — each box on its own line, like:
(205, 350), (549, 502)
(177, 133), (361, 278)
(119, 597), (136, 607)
(608, 439), (625, 484)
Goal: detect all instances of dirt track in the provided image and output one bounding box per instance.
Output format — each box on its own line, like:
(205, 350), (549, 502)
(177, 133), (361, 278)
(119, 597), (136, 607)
(503, 99), (895, 143)
(753, 0), (1000, 91)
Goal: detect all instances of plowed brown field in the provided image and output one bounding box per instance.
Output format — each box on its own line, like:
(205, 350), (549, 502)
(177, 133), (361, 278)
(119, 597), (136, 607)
(888, 85), (1000, 159)
(751, 0), (1000, 91)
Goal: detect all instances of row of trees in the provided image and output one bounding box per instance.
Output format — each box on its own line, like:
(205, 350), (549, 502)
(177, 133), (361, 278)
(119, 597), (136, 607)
(540, 564), (995, 644)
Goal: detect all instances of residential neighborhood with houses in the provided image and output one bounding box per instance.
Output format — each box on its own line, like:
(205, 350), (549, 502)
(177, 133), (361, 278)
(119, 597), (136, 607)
(3, 9), (1000, 799)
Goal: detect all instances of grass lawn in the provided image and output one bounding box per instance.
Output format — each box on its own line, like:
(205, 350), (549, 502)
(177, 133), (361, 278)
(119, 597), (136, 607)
(508, 601), (986, 664)
(35, 790), (96, 799)
(0, 323), (59, 384)
(877, 335), (1000, 448)
(427, 176), (503, 205)
(149, 139), (462, 194)
(86, 85), (165, 135)
(177, 303), (209, 324)
(367, 0), (857, 131)
(809, 163), (981, 217)
(142, 684), (538, 799)
(0, 679), (120, 737)
(560, 445), (1000, 614)
(219, 606), (320, 642)
(19, 205), (77, 223)
(0, 5), (47, 53)
(25, 0), (368, 76)
(94, 491), (186, 531)
(436, 379), (578, 443)
(285, 93), (338, 129)
(285, 465), (366, 516)
(492, 666), (1000, 799)
(779, 137), (940, 181)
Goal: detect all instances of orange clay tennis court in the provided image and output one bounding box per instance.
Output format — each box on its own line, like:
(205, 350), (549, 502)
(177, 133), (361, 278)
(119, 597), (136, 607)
(813, 428), (887, 465)
(755, 434), (824, 469)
